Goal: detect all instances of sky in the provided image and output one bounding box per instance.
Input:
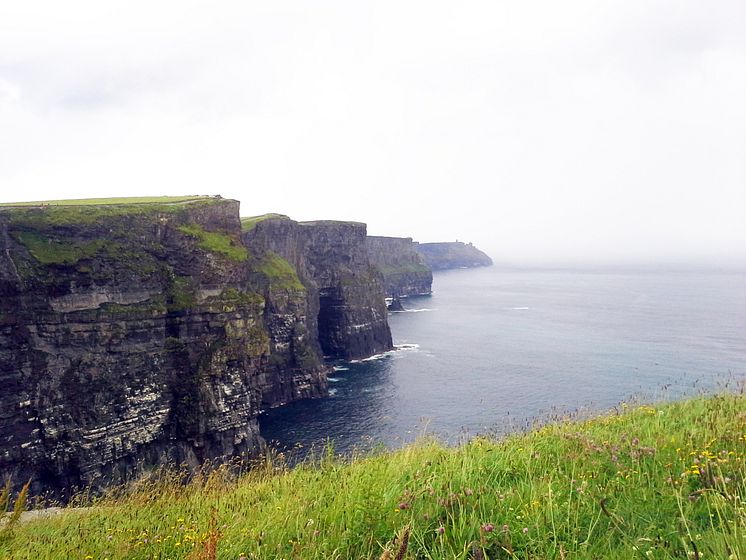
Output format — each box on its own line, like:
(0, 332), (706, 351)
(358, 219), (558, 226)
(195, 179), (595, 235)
(1, 1), (745, 267)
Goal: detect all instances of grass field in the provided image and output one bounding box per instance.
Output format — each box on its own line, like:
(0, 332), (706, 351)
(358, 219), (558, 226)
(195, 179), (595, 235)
(0, 196), (214, 207)
(1, 393), (743, 559)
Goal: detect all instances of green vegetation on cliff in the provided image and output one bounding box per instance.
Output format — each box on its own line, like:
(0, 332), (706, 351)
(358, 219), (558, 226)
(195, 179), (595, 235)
(178, 223), (249, 262)
(1, 394), (743, 559)
(0, 196), (212, 207)
(257, 251), (304, 291)
(378, 262), (431, 276)
(1, 196), (226, 227)
(240, 214), (290, 232)
(11, 231), (106, 265)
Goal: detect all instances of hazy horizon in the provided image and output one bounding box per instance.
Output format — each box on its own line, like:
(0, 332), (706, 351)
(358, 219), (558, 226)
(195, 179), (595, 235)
(1, 1), (744, 267)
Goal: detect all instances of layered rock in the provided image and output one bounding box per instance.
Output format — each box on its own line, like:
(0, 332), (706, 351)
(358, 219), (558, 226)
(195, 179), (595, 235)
(416, 241), (493, 270)
(242, 216), (393, 361)
(0, 198), (335, 495)
(366, 236), (432, 298)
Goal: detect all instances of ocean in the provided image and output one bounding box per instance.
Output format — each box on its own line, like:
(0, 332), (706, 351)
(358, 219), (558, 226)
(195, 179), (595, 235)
(259, 266), (746, 457)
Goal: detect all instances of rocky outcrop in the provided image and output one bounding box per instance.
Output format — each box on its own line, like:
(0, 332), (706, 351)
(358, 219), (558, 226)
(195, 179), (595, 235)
(242, 216), (393, 361)
(415, 241), (492, 270)
(367, 236), (432, 297)
(0, 198), (389, 496)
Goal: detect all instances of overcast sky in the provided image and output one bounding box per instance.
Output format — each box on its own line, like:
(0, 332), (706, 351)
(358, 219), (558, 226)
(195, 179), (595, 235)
(1, 1), (744, 266)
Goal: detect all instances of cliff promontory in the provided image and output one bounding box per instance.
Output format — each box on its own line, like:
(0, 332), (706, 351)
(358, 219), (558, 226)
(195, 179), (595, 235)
(242, 215), (393, 361)
(416, 241), (493, 270)
(0, 197), (390, 495)
(366, 236), (432, 298)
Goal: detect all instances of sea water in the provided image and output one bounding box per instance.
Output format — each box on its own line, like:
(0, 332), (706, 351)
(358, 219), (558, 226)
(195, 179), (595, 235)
(260, 267), (746, 456)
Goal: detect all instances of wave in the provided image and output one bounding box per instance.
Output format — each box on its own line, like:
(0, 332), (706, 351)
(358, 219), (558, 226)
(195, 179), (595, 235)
(510, 306), (530, 310)
(347, 343), (420, 363)
(328, 388), (338, 396)
(390, 308), (435, 313)
(333, 366), (350, 372)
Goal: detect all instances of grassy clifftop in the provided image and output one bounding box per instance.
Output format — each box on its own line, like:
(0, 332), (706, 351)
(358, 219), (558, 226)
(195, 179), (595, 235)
(1, 393), (743, 559)
(0, 196), (216, 207)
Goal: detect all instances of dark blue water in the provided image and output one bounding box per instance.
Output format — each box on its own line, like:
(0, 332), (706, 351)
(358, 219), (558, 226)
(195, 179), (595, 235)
(260, 267), (746, 456)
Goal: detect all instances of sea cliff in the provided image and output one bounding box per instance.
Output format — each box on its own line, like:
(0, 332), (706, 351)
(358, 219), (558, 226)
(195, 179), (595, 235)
(416, 241), (493, 270)
(0, 198), (389, 495)
(366, 236), (432, 297)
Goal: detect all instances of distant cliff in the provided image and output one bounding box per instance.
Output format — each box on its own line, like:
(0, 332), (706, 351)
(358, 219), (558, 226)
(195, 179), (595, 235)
(415, 241), (492, 271)
(242, 215), (392, 360)
(0, 198), (390, 496)
(366, 236), (432, 297)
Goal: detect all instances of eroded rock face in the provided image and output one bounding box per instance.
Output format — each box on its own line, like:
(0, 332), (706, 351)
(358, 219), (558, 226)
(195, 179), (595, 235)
(0, 199), (333, 496)
(243, 217), (393, 361)
(367, 236), (433, 298)
(415, 241), (493, 270)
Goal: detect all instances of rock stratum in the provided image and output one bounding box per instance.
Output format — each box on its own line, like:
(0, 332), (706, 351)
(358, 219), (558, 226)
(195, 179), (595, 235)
(0, 197), (391, 496)
(415, 241), (493, 271)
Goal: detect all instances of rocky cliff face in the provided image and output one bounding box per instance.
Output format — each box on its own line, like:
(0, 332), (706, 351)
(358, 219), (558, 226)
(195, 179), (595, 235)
(0, 198), (386, 496)
(366, 236), (432, 297)
(416, 242), (493, 270)
(242, 216), (393, 361)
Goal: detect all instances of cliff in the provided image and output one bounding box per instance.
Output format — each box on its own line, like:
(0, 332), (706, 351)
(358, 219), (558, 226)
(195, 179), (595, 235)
(366, 236), (432, 297)
(415, 241), (493, 270)
(0, 198), (388, 496)
(242, 215), (393, 361)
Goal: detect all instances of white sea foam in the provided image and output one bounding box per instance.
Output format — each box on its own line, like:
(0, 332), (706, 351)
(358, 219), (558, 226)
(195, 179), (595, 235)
(348, 343), (420, 363)
(510, 306), (530, 310)
(333, 366), (350, 371)
(328, 388), (338, 396)
(327, 377), (341, 383)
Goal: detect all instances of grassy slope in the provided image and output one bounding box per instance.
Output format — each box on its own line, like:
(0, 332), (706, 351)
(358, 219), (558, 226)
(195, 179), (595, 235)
(1, 395), (743, 559)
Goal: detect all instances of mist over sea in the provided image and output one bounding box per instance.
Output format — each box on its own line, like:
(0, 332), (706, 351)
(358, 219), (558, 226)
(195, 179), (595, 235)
(260, 266), (746, 456)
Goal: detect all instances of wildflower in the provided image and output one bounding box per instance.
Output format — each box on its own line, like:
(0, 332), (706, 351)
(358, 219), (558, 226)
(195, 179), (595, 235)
(436, 526), (445, 535)
(502, 524), (509, 532)
(481, 523), (495, 533)
(398, 502), (410, 510)
(522, 527), (529, 534)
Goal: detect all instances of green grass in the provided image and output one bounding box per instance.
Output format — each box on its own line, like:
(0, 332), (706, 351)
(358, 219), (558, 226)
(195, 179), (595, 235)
(240, 214), (291, 232)
(257, 251), (305, 291)
(379, 263), (432, 276)
(1, 394), (744, 559)
(12, 231), (105, 265)
(0, 196), (213, 207)
(3, 197), (227, 228)
(178, 224), (249, 262)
